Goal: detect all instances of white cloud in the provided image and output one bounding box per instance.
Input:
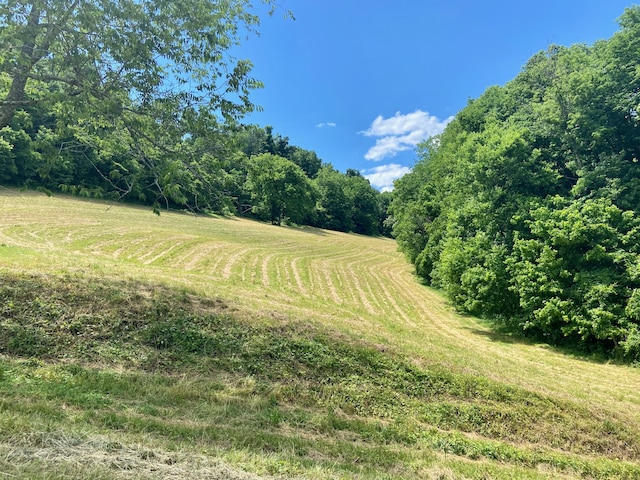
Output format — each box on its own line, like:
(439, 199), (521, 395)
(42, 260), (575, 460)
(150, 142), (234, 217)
(362, 163), (412, 192)
(363, 135), (414, 162)
(360, 110), (453, 161)
(316, 122), (336, 128)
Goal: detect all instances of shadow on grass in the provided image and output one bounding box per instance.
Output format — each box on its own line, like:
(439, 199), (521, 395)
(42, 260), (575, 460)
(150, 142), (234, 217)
(465, 319), (617, 366)
(464, 326), (537, 347)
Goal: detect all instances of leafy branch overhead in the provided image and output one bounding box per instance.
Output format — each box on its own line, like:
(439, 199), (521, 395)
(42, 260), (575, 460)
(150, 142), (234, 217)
(0, 0), (271, 128)
(0, 0), (270, 209)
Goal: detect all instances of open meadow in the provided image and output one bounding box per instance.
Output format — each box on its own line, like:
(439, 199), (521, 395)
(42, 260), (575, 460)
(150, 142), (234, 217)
(1, 188), (640, 479)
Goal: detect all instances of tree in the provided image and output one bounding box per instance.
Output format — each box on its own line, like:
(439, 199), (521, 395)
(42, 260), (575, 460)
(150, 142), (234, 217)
(235, 125), (270, 158)
(0, 0), (281, 128)
(313, 165), (353, 231)
(507, 197), (640, 352)
(312, 165), (382, 235)
(344, 173), (380, 235)
(289, 147), (321, 178)
(235, 125), (322, 178)
(246, 153), (316, 225)
(377, 190), (394, 237)
(0, 0), (287, 208)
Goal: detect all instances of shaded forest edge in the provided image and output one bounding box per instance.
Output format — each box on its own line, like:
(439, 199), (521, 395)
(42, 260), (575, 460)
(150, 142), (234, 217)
(0, 121), (392, 236)
(1, 270), (640, 479)
(390, 6), (640, 361)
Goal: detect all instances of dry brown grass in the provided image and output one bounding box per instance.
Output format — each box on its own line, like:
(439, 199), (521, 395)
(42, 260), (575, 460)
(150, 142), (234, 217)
(0, 435), (269, 479)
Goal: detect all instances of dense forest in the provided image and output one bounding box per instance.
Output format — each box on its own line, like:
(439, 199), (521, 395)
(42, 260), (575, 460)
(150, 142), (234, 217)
(0, 0), (390, 236)
(390, 6), (640, 360)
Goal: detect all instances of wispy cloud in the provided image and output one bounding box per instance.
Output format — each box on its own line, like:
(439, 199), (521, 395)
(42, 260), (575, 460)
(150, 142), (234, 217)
(316, 122), (336, 128)
(360, 110), (453, 161)
(362, 163), (411, 192)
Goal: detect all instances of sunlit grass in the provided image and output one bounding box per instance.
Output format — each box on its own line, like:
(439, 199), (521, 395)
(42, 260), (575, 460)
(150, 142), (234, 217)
(1, 189), (640, 479)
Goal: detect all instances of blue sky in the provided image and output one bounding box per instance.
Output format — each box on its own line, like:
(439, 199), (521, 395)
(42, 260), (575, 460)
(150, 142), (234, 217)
(235, 1), (635, 191)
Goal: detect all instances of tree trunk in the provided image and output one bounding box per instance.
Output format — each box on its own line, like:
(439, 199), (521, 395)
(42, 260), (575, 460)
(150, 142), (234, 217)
(0, 69), (31, 129)
(0, 3), (42, 129)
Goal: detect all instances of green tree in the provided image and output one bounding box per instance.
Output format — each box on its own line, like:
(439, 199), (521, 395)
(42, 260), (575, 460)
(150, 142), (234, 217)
(313, 166), (381, 235)
(314, 165), (353, 231)
(0, 0), (286, 208)
(246, 153), (316, 225)
(376, 191), (394, 237)
(235, 125), (322, 178)
(507, 197), (640, 354)
(289, 147), (321, 178)
(0, 0), (279, 128)
(344, 171), (380, 235)
(235, 125), (270, 158)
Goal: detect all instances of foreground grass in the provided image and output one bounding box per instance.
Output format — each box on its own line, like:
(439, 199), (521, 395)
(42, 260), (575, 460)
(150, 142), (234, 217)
(2, 271), (640, 479)
(1, 190), (640, 478)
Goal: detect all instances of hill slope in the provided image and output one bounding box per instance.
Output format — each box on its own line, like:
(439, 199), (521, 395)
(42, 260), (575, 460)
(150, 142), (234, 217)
(1, 189), (640, 479)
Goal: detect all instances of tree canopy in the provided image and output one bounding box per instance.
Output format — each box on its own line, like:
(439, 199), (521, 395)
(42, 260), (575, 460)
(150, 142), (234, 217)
(0, 0), (281, 208)
(246, 153), (315, 225)
(0, 0), (271, 128)
(390, 6), (640, 360)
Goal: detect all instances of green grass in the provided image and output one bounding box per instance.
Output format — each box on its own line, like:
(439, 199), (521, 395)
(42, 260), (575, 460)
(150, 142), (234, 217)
(1, 189), (640, 479)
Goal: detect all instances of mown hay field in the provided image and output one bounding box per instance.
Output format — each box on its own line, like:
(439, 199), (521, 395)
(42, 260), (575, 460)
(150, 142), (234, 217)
(1, 188), (640, 479)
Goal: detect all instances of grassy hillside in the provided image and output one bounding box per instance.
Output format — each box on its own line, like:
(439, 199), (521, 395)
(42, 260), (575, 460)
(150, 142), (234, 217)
(1, 188), (640, 479)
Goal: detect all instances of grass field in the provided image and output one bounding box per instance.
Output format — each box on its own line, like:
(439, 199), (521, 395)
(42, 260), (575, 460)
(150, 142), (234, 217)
(1, 188), (640, 479)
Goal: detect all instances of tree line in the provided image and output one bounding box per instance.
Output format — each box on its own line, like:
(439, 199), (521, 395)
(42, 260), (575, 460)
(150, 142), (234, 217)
(223, 125), (391, 236)
(390, 6), (640, 360)
(0, 1), (390, 236)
